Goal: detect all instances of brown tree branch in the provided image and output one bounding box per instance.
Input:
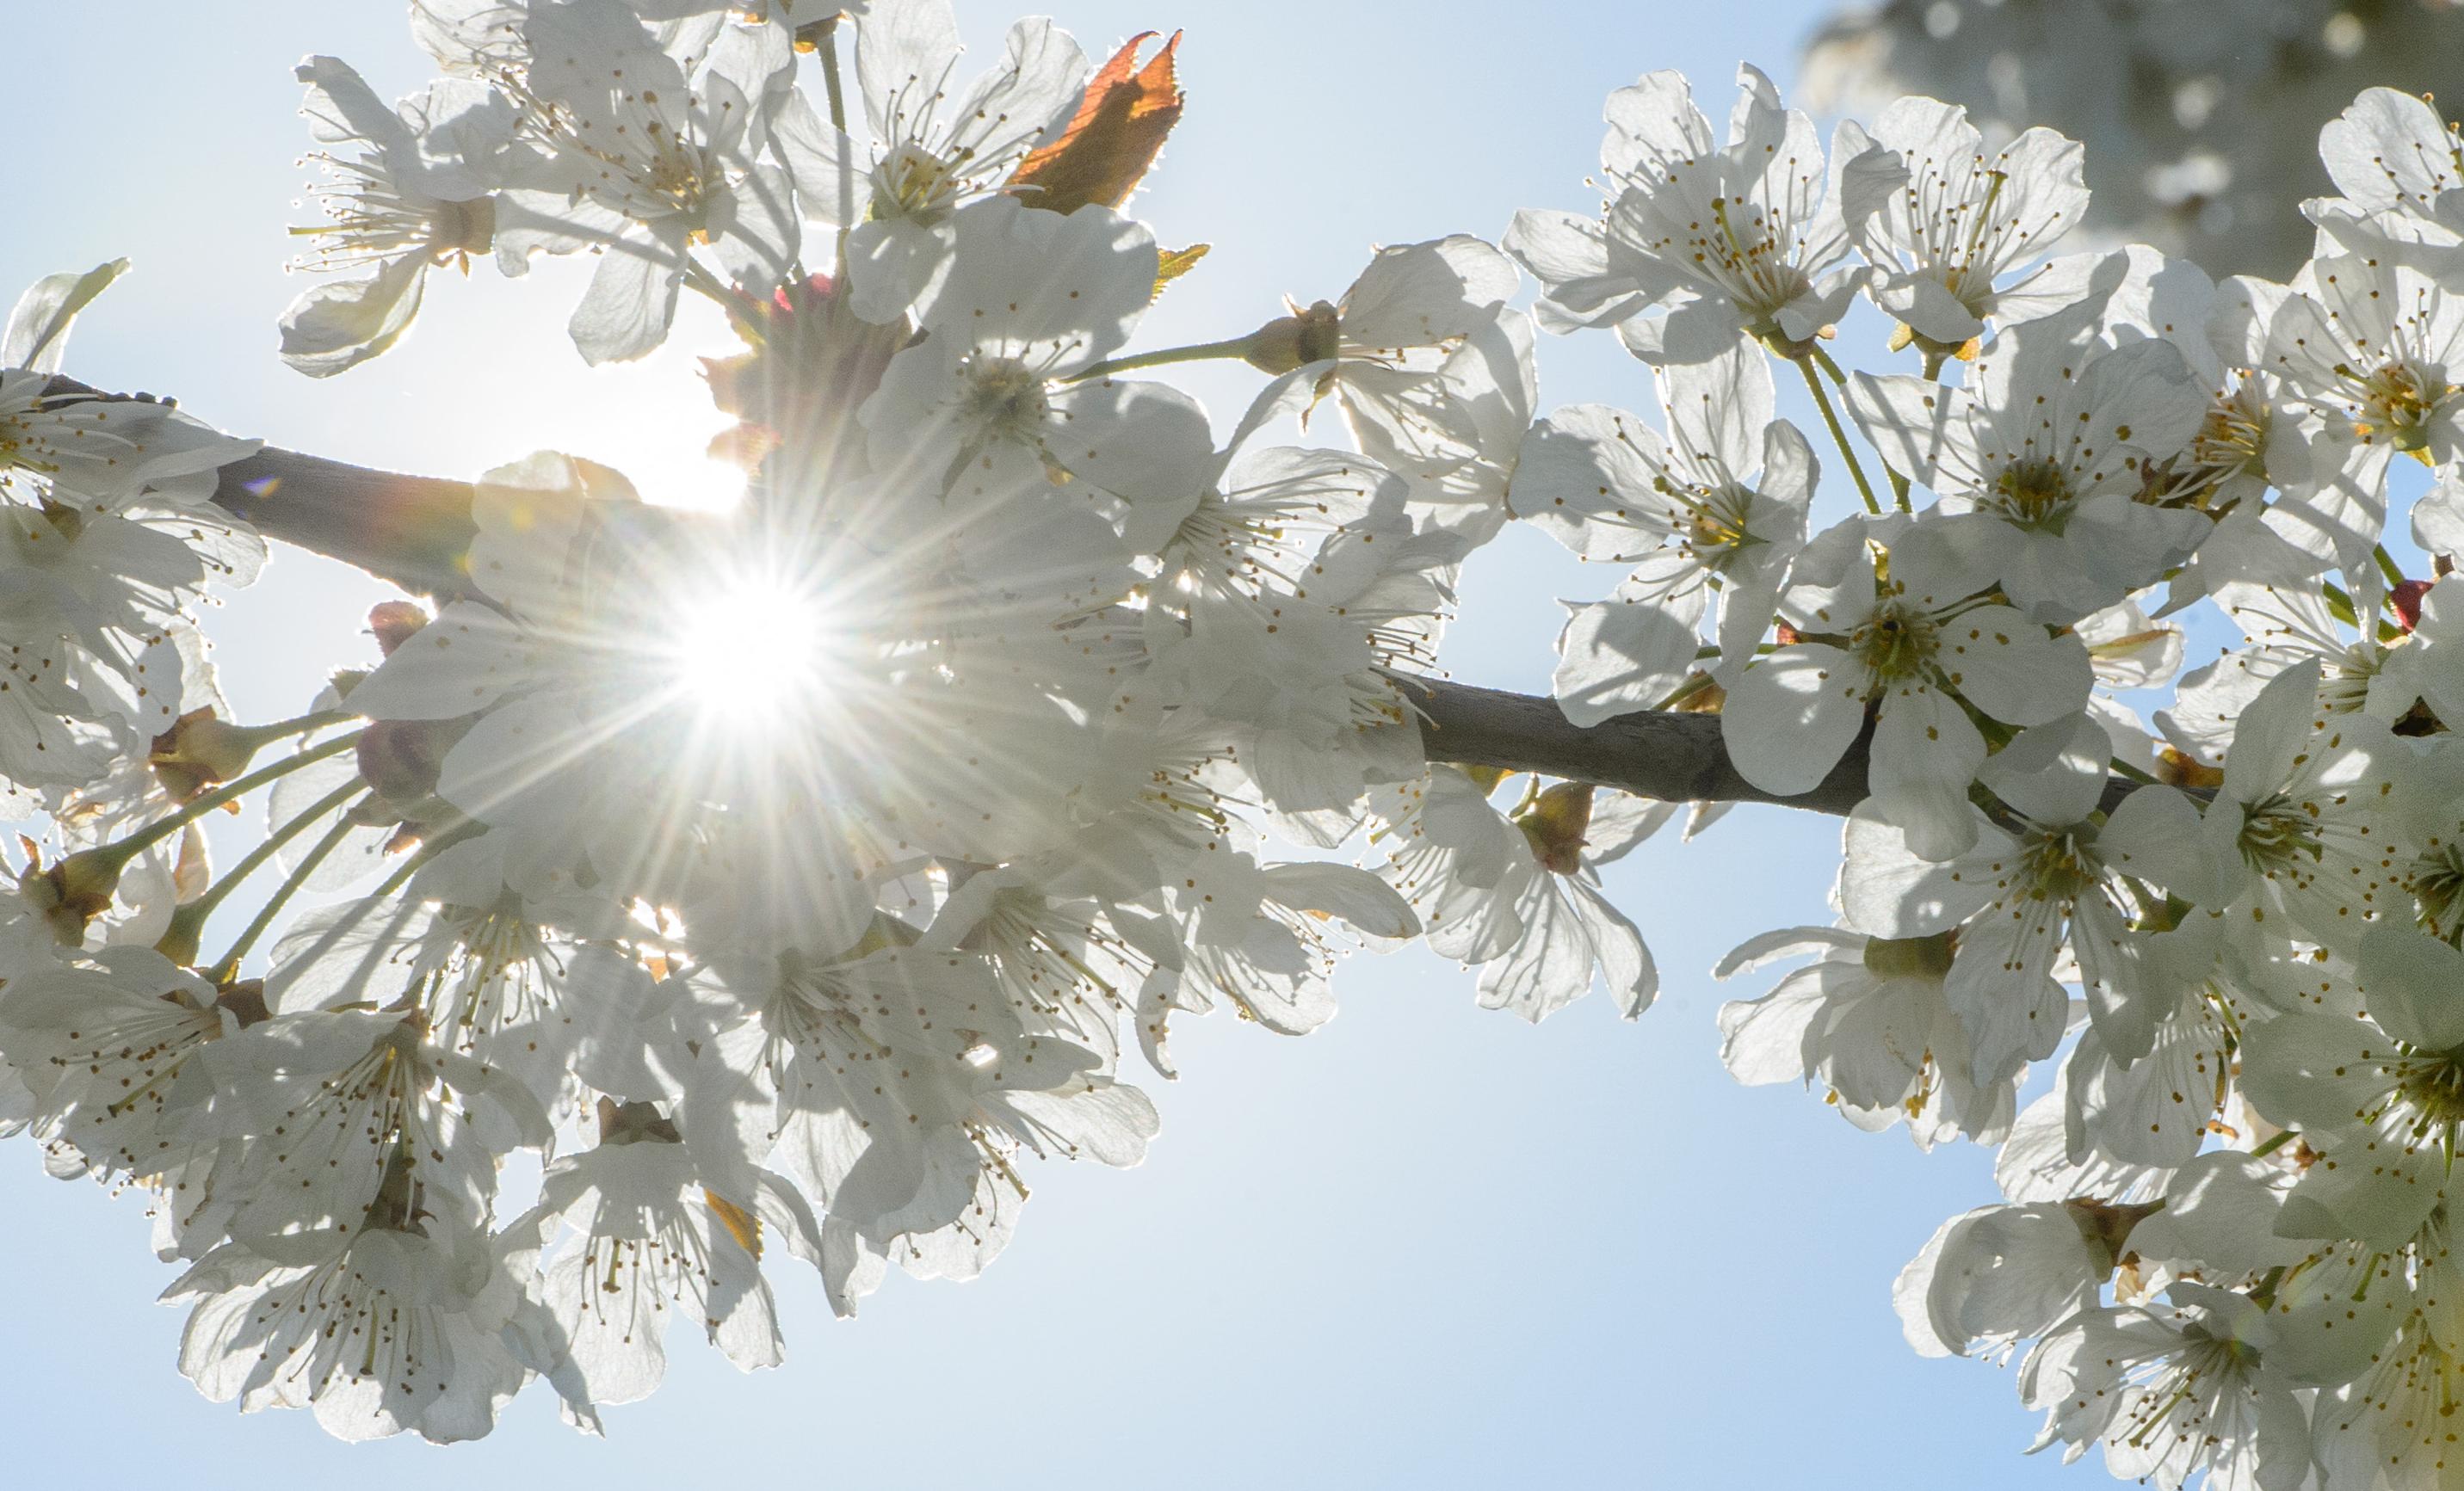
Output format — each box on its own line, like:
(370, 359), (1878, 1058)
(213, 449), (479, 601)
(46, 374), (2168, 819)
(43, 375), (479, 598)
(1395, 675), (1878, 815)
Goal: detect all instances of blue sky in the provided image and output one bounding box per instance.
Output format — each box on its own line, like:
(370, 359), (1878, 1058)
(0, 3), (2097, 1485)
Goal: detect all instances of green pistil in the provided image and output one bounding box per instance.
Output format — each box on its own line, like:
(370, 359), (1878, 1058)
(2237, 795), (2319, 872)
(1853, 604), (1938, 681)
(1991, 458), (2073, 533)
(2396, 1053), (2464, 1134)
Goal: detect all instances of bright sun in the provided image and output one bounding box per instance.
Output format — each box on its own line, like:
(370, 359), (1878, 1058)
(670, 576), (826, 727)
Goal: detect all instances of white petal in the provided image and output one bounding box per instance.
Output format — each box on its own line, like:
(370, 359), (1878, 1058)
(1721, 644), (1867, 795)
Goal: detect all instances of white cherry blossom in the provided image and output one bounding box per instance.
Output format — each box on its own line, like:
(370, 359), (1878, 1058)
(859, 194), (1209, 542)
(1834, 96), (2098, 350)
(2261, 238), (2464, 572)
(494, 0), (799, 362)
(1847, 305), (2212, 624)
(1373, 769), (1656, 1022)
(2189, 657), (2407, 952)
(1513, 341), (1815, 723)
(1721, 517), (2092, 858)
(1714, 925), (2016, 1149)
(512, 1100), (820, 1419)
(831, 0), (1087, 321)
(1506, 64), (1862, 363)
(280, 57), (514, 375)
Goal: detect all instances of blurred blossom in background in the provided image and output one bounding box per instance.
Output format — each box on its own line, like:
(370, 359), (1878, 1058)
(1802, 0), (2464, 278)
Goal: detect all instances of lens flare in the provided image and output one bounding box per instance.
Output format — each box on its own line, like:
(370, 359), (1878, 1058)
(669, 576), (825, 727)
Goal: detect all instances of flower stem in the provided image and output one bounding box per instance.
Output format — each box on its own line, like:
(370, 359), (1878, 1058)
(206, 794), (370, 984)
(1651, 671), (1720, 711)
(159, 780), (366, 968)
(109, 730), (366, 869)
(818, 23), (849, 135)
(225, 709), (352, 755)
(2107, 756), (2161, 787)
(1067, 336), (1261, 383)
(1795, 354), (1883, 516)
(1810, 344), (1913, 508)
(682, 258), (736, 306)
(2248, 1128), (2298, 1159)
(2377, 543), (2408, 590)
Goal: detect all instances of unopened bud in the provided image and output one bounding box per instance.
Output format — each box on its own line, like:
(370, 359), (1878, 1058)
(1240, 300), (1341, 374)
(1516, 781), (1595, 874)
(1674, 675), (1726, 714)
(435, 194), (494, 259)
(2393, 577), (2433, 632)
(1862, 932), (1955, 981)
(214, 980), (273, 1028)
(2156, 747), (2225, 791)
(357, 716), (470, 802)
(20, 846), (126, 946)
(149, 709), (260, 803)
(367, 601), (430, 656)
(704, 273), (907, 484)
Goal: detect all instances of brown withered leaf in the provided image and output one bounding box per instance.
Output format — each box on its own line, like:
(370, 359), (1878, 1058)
(1152, 243), (1209, 300)
(1011, 30), (1184, 214)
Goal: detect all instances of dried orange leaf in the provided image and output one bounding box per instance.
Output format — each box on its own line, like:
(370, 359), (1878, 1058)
(1012, 30), (1184, 214)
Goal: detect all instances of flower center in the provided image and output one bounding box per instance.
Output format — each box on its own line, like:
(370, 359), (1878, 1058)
(956, 354), (1053, 442)
(1851, 601), (1939, 684)
(2322, 644), (2382, 715)
(2395, 1050), (2464, 1134)
(1672, 483), (1756, 565)
(1701, 195), (1812, 323)
(1988, 458), (2073, 532)
(2147, 379), (2271, 507)
(874, 141), (962, 222)
(2412, 840), (2464, 946)
(2016, 825), (2097, 902)
(2350, 357), (2453, 452)
(644, 144), (708, 213)
(2237, 794), (2320, 874)
(2195, 382), (2269, 473)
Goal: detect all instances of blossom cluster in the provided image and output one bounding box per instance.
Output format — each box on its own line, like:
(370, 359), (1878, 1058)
(4, 1), (2464, 1480)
